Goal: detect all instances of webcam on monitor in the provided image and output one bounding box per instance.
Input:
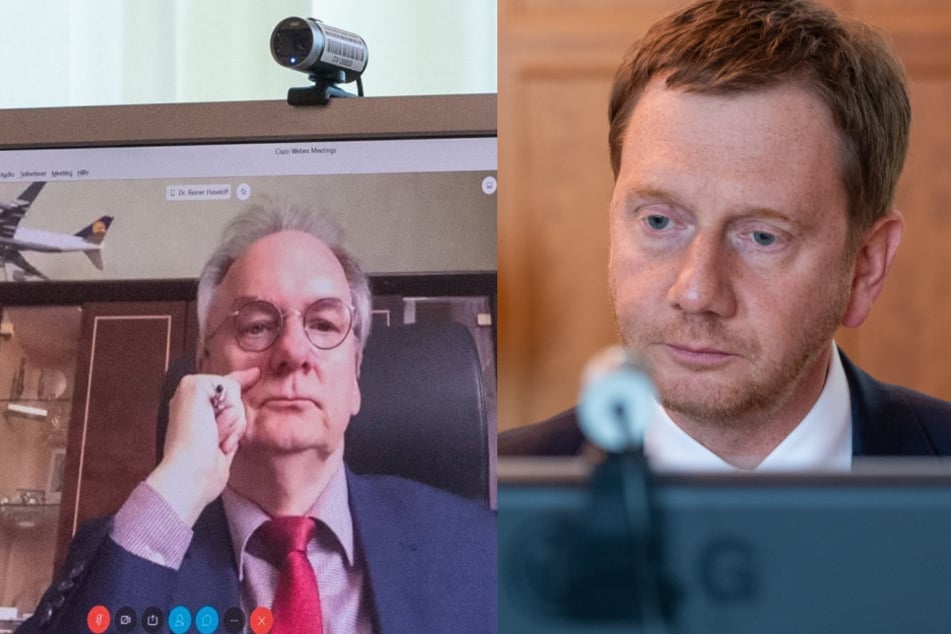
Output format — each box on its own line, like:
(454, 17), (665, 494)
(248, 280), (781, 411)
(270, 17), (368, 106)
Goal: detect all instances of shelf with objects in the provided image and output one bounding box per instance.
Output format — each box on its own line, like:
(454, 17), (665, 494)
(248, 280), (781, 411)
(0, 501), (60, 530)
(0, 305), (79, 625)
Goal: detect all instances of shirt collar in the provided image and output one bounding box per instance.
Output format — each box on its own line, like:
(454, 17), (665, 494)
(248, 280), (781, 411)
(222, 462), (356, 579)
(644, 342), (852, 472)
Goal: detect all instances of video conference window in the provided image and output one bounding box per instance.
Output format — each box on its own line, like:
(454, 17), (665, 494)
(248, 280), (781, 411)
(0, 108), (497, 627)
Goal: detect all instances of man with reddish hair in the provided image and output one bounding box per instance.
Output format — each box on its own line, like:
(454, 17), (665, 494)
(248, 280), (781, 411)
(501, 0), (951, 467)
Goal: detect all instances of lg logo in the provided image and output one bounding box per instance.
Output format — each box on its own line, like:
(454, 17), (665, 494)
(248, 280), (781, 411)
(698, 538), (757, 603)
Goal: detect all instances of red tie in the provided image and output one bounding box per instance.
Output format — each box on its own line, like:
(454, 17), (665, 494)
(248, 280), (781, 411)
(258, 517), (323, 634)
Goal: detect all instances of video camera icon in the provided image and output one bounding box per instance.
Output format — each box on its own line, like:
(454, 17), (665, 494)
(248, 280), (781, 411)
(114, 606), (136, 632)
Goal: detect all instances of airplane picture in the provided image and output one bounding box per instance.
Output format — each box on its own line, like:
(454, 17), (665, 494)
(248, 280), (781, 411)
(0, 181), (114, 281)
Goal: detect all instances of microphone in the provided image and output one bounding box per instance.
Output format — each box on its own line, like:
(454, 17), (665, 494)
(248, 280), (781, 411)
(578, 346), (657, 453)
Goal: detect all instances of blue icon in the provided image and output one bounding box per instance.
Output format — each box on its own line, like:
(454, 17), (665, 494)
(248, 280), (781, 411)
(168, 606), (191, 634)
(195, 606), (220, 634)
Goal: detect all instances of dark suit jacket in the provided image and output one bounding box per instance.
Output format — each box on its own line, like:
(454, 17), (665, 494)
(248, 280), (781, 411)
(499, 350), (951, 457)
(19, 470), (496, 634)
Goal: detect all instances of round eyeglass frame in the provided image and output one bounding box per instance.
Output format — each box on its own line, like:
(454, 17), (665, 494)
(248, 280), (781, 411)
(205, 297), (356, 352)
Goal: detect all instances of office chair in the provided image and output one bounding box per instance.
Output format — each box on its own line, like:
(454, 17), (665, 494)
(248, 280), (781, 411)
(156, 320), (491, 504)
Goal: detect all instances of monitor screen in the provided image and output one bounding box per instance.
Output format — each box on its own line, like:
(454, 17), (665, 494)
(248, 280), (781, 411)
(499, 456), (951, 634)
(0, 95), (496, 629)
(0, 95), (495, 282)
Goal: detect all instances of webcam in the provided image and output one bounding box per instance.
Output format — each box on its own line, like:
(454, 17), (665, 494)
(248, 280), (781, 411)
(271, 17), (369, 106)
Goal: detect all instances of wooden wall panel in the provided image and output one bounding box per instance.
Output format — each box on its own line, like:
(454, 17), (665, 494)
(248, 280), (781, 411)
(518, 73), (616, 423)
(839, 77), (951, 395)
(55, 302), (187, 570)
(499, 0), (951, 430)
(834, 3), (951, 399)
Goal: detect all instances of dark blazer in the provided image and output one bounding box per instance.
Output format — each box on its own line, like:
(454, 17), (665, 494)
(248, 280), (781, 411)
(19, 470), (496, 634)
(499, 350), (951, 457)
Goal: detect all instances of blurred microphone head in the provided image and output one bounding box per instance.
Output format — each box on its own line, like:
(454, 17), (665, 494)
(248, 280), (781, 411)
(270, 17), (368, 83)
(578, 346), (657, 454)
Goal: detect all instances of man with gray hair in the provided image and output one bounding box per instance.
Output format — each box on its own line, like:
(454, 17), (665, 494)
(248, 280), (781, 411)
(23, 204), (496, 634)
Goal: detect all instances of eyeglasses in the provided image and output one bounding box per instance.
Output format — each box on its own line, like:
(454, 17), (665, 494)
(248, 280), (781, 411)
(206, 297), (355, 352)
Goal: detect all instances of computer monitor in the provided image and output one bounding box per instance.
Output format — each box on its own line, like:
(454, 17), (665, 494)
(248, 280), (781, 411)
(0, 95), (495, 283)
(0, 95), (496, 627)
(500, 456), (951, 634)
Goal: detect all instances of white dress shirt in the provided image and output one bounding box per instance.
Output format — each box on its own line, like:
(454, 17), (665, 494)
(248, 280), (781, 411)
(644, 343), (852, 472)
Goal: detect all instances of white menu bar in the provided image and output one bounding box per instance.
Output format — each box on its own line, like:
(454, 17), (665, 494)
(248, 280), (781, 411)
(0, 137), (496, 183)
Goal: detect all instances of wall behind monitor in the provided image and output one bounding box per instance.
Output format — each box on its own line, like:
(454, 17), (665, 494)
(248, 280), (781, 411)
(0, 0), (496, 108)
